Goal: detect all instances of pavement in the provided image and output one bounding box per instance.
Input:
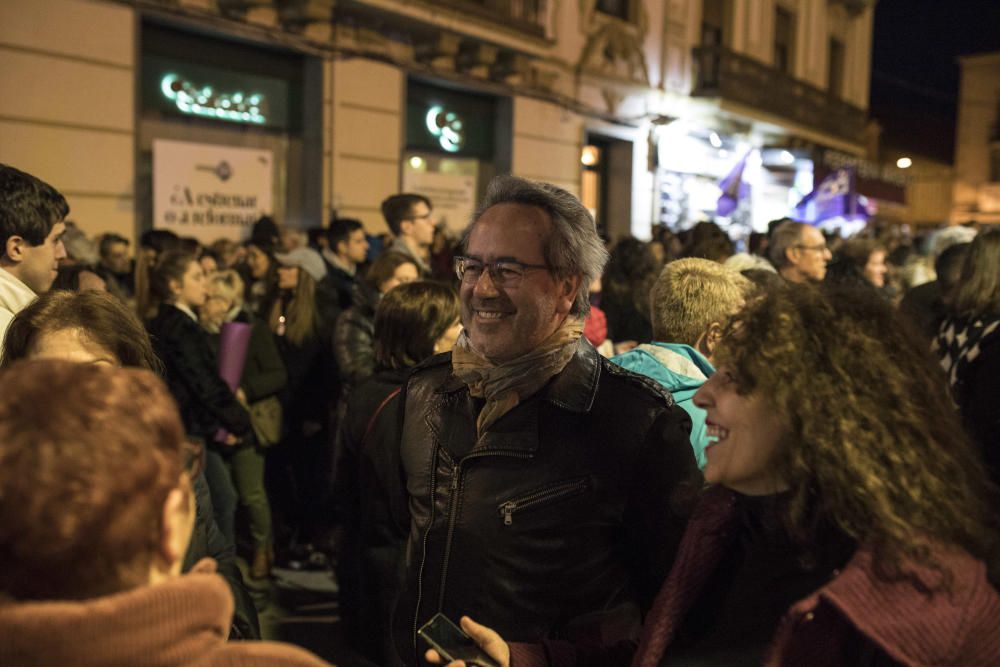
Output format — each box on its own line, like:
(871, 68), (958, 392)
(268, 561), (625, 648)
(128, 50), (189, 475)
(238, 557), (376, 666)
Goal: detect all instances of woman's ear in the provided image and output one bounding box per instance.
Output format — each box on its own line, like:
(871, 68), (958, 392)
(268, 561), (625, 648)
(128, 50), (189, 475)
(159, 484), (194, 575)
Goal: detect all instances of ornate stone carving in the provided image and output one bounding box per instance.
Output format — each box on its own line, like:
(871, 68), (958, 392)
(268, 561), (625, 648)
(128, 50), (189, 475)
(577, 0), (650, 84)
(601, 87), (624, 114)
(415, 32), (462, 71)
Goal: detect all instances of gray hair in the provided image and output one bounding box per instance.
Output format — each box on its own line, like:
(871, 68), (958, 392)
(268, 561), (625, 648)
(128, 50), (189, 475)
(768, 221), (808, 269)
(462, 176), (609, 316)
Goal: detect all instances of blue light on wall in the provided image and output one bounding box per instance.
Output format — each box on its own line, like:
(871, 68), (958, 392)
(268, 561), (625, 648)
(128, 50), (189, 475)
(425, 105), (464, 152)
(160, 73), (266, 125)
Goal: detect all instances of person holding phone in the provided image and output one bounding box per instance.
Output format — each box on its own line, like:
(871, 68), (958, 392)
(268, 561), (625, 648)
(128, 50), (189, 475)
(390, 176), (699, 665)
(428, 285), (1000, 667)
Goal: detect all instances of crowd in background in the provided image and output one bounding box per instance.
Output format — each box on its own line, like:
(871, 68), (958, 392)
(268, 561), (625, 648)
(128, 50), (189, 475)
(1, 161), (999, 667)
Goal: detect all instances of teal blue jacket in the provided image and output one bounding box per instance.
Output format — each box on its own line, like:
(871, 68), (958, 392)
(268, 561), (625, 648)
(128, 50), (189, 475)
(611, 343), (713, 468)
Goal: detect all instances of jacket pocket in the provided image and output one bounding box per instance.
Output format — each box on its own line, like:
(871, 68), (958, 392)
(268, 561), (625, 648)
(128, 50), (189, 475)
(497, 476), (591, 526)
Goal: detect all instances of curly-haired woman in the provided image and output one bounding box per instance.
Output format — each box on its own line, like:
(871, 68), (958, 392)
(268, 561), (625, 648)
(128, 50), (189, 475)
(430, 285), (1000, 667)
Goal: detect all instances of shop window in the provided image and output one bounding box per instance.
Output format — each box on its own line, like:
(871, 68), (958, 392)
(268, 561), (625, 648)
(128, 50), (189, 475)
(774, 7), (796, 75)
(828, 38), (845, 98)
(596, 0), (631, 22)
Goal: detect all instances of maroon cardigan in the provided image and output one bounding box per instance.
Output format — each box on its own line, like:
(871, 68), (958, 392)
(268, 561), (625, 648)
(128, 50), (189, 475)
(511, 486), (1000, 667)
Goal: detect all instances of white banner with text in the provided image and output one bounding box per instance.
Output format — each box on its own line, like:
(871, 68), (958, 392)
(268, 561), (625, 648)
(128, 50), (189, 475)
(153, 140), (273, 243)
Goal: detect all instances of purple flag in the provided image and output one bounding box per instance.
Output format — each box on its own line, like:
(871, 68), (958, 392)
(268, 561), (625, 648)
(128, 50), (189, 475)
(215, 321), (251, 444)
(793, 167), (870, 224)
(717, 152), (751, 216)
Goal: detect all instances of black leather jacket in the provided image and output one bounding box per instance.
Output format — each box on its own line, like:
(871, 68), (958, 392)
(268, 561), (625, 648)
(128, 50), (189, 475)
(391, 341), (698, 665)
(333, 281), (380, 395)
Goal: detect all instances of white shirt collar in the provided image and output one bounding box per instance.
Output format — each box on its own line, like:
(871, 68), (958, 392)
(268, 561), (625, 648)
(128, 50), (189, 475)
(173, 302), (199, 322)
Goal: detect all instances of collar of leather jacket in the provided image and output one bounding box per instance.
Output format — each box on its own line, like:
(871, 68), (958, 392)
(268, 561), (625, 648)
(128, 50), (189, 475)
(434, 339), (601, 415)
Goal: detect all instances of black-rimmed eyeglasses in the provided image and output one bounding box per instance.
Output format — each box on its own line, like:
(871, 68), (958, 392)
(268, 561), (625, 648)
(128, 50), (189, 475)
(454, 256), (549, 288)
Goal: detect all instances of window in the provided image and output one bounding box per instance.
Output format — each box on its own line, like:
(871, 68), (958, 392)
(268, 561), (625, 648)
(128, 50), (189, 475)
(774, 7), (796, 74)
(596, 0), (630, 22)
(702, 0), (725, 47)
(828, 38), (845, 97)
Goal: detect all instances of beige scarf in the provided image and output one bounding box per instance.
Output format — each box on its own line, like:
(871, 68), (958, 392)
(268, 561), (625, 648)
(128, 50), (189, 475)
(452, 317), (584, 436)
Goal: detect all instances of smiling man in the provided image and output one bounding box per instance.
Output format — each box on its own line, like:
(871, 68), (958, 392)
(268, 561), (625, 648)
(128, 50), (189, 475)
(390, 176), (698, 665)
(0, 164), (68, 349)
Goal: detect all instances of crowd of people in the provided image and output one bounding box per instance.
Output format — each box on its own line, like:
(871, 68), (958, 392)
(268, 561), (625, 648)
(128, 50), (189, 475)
(0, 160), (998, 666)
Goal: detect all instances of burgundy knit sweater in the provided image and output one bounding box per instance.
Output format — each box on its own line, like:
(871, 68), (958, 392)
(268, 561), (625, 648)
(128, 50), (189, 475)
(509, 486), (1000, 667)
(0, 572), (331, 666)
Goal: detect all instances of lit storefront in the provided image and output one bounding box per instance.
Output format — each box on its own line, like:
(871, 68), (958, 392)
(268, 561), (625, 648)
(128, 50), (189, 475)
(652, 121), (814, 238)
(139, 21), (322, 242)
(401, 79), (512, 235)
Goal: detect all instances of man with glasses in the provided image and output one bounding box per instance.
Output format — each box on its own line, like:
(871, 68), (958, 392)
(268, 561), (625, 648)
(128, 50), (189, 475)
(390, 176), (697, 665)
(381, 192), (434, 276)
(769, 220), (832, 283)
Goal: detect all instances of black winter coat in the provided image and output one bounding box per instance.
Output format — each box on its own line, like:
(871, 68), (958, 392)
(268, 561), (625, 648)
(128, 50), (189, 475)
(273, 292), (339, 433)
(321, 258), (357, 311)
(333, 281), (380, 397)
(148, 304), (251, 441)
(334, 367), (410, 665)
(391, 341), (699, 665)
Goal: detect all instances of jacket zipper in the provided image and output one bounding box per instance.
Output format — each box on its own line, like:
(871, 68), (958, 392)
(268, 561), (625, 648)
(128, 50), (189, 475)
(433, 448), (533, 616)
(411, 447), (442, 654)
(498, 477), (590, 526)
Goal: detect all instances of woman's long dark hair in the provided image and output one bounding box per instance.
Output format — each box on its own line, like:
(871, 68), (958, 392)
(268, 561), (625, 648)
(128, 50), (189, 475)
(952, 229), (1000, 318)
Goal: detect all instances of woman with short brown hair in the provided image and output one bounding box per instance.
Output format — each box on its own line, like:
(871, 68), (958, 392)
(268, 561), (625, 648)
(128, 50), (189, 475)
(0, 361), (328, 666)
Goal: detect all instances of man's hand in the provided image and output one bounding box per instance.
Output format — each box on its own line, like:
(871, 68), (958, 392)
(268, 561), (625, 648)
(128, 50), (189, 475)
(424, 616), (510, 667)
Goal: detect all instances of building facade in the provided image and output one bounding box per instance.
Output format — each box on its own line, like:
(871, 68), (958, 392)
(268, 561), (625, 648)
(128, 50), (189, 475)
(952, 51), (1000, 226)
(0, 0), (878, 244)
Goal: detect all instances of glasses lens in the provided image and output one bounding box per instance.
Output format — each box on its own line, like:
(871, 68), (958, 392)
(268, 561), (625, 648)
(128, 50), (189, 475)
(493, 262), (523, 287)
(457, 258), (484, 283)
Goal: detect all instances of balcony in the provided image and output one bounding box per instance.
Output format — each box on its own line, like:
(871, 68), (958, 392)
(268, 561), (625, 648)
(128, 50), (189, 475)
(429, 0), (548, 37)
(691, 45), (867, 146)
(333, 0), (548, 40)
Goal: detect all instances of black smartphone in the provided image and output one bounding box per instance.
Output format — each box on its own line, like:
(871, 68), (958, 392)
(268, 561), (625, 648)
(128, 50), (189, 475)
(417, 613), (500, 667)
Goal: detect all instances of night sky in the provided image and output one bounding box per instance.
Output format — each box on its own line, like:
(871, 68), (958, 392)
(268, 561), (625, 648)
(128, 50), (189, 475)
(870, 0), (1000, 164)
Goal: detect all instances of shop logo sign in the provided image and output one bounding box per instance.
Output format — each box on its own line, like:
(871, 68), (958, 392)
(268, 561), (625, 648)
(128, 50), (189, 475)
(161, 74), (267, 125)
(425, 105), (464, 152)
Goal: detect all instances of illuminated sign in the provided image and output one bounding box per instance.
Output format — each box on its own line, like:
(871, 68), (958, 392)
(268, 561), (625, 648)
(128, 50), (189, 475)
(160, 73), (266, 125)
(425, 105), (464, 152)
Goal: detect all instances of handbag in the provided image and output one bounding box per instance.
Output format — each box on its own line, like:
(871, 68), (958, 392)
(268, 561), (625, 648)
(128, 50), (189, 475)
(249, 396), (283, 447)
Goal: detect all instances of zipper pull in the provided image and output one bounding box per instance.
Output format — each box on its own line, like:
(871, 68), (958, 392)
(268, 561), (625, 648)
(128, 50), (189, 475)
(501, 501), (516, 525)
(450, 466), (459, 491)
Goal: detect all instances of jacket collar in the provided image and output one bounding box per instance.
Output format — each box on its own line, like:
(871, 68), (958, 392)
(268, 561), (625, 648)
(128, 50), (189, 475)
(435, 339), (601, 415)
(0, 267), (36, 313)
(815, 545), (991, 665)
